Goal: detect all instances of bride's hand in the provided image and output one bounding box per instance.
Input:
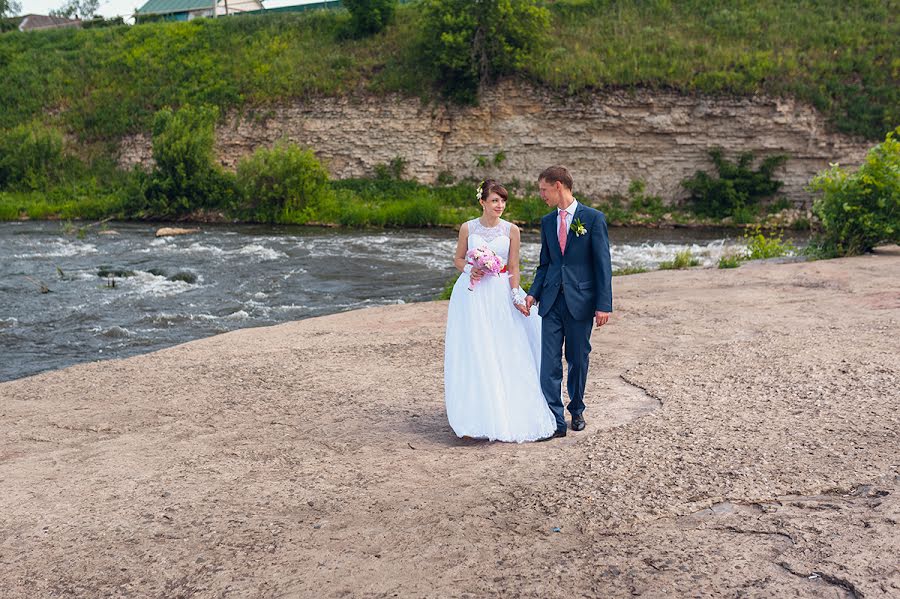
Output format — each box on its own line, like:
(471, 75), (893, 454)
(469, 268), (485, 282)
(515, 303), (530, 316)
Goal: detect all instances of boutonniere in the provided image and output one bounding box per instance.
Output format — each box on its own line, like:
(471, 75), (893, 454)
(570, 218), (587, 237)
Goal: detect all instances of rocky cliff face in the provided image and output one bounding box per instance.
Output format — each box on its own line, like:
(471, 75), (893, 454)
(118, 81), (871, 206)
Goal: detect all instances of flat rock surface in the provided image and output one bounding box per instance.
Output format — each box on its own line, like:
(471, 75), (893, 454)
(2, 247), (898, 598)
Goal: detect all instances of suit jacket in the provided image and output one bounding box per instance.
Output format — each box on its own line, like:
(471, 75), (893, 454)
(529, 203), (613, 320)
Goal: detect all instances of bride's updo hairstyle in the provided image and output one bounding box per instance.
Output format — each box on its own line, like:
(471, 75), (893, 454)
(477, 179), (509, 202)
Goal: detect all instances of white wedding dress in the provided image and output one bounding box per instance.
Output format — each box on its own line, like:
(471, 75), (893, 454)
(444, 219), (557, 442)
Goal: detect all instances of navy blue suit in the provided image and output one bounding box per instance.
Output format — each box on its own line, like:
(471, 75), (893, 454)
(529, 203), (613, 431)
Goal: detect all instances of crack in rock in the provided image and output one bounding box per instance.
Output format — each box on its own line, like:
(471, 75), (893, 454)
(778, 561), (864, 599)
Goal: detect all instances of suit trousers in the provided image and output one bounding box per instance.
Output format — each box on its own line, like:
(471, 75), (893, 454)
(540, 290), (593, 430)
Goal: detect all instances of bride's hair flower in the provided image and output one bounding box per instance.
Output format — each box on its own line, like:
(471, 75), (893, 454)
(475, 181), (484, 201)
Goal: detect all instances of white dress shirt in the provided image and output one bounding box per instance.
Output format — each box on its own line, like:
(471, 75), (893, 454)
(556, 198), (579, 241)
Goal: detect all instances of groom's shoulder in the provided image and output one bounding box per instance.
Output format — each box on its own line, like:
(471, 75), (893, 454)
(579, 204), (604, 220)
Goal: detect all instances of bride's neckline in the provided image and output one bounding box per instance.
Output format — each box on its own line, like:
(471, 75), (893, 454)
(476, 217), (503, 229)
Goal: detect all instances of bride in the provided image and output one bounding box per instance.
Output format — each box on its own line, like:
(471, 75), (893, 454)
(444, 179), (557, 442)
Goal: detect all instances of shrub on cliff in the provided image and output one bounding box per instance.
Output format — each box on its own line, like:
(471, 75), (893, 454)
(130, 105), (237, 218)
(235, 141), (333, 224)
(0, 122), (68, 191)
(343, 0), (395, 37)
(681, 148), (787, 220)
(420, 0), (549, 102)
(809, 127), (899, 255)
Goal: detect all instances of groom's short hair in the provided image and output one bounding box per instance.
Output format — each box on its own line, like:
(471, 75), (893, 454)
(539, 166), (573, 191)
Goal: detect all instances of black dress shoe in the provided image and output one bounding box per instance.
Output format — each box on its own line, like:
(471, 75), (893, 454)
(538, 429), (567, 442)
(571, 414), (586, 431)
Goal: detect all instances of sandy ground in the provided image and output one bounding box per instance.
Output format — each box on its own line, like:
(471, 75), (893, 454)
(2, 247), (898, 598)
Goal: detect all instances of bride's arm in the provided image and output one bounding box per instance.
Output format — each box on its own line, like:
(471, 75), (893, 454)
(508, 224), (522, 289)
(453, 222), (470, 273)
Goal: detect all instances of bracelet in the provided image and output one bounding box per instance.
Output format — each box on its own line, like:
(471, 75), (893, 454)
(511, 288), (527, 306)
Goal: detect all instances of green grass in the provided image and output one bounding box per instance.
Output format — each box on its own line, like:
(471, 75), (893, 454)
(659, 249), (701, 270)
(535, 0), (898, 140)
(717, 254), (742, 269)
(612, 266), (649, 276)
(0, 189), (127, 221)
(0, 1), (896, 143)
(743, 227), (796, 259)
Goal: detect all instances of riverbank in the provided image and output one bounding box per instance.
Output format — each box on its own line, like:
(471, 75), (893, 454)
(2, 247), (898, 597)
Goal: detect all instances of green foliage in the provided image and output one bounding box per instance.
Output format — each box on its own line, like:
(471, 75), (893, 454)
(373, 157), (407, 181)
(717, 254), (742, 269)
(743, 227), (795, 260)
(420, 0), (550, 102)
(0, 3), (894, 142)
(681, 148), (787, 218)
(51, 0), (99, 20)
(659, 249), (700, 270)
(0, 0), (20, 19)
(0, 122), (67, 191)
(235, 141), (333, 224)
(81, 16), (125, 29)
(612, 266), (649, 276)
(626, 179), (666, 217)
(133, 105), (237, 218)
(504, 195), (547, 226)
(809, 127), (900, 255)
(437, 272), (460, 300)
(766, 197), (792, 214)
(343, 0), (396, 37)
(0, 178), (127, 221)
(325, 177), (476, 227)
(534, 0), (899, 140)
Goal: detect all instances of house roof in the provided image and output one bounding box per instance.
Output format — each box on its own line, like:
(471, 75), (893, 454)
(18, 14), (82, 31)
(135, 0), (221, 15)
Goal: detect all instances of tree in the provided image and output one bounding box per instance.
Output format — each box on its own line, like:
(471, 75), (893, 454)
(0, 0), (21, 18)
(50, 0), (99, 19)
(132, 105), (237, 218)
(421, 0), (550, 103)
(344, 0), (395, 38)
(235, 141), (333, 223)
(809, 127), (900, 255)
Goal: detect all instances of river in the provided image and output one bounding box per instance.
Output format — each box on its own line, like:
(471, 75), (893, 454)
(2, 221), (779, 382)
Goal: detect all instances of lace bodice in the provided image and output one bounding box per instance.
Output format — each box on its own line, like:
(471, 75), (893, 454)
(467, 219), (512, 262)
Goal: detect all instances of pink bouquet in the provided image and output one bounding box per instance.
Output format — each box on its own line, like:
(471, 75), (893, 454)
(466, 246), (505, 291)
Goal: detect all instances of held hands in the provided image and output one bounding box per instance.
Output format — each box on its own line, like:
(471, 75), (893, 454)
(517, 295), (535, 317)
(595, 311), (611, 328)
(511, 288), (529, 316)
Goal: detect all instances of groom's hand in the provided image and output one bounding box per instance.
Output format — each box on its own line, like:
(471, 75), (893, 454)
(595, 311), (611, 328)
(525, 295), (535, 311)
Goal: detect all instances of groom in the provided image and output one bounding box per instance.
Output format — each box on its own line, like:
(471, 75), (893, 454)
(525, 166), (613, 438)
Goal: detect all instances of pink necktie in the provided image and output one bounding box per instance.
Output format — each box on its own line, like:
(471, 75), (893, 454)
(558, 209), (568, 255)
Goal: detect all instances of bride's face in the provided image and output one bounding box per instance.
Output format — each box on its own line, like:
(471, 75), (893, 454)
(481, 192), (507, 218)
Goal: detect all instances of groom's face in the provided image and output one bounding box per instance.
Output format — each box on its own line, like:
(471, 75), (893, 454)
(538, 178), (562, 208)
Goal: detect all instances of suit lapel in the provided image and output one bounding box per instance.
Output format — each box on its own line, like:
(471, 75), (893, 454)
(566, 203), (585, 255)
(546, 211), (563, 260)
